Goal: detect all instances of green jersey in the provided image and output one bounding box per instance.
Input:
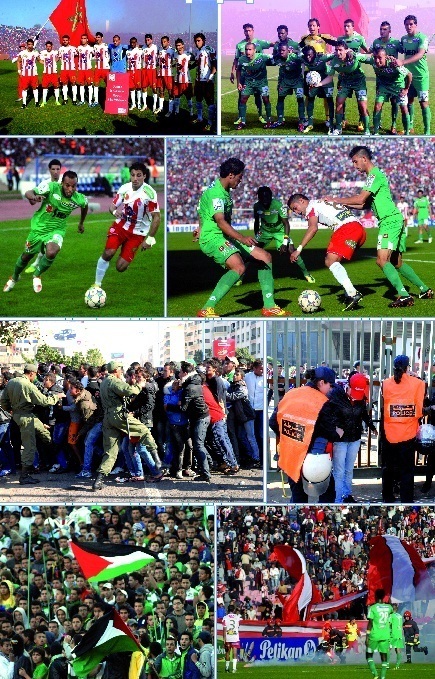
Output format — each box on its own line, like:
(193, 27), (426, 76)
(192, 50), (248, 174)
(198, 178), (233, 242)
(400, 32), (429, 80)
(238, 53), (273, 82)
(235, 38), (270, 61)
(302, 52), (333, 78)
(371, 37), (402, 57)
(272, 38), (300, 60)
(361, 55), (409, 87)
(31, 181), (87, 236)
(414, 196), (431, 219)
(337, 32), (367, 53)
(363, 166), (402, 225)
(328, 52), (367, 85)
(276, 53), (304, 82)
(254, 198), (287, 232)
(368, 602), (394, 639)
(390, 611), (403, 639)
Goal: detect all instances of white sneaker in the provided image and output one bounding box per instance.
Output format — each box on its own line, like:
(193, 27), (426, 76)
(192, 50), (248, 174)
(33, 277), (42, 293)
(3, 277), (17, 292)
(429, 237), (433, 244)
(154, 107), (162, 114)
(414, 239), (423, 244)
(331, 129), (342, 136)
(129, 104), (136, 111)
(363, 130), (371, 136)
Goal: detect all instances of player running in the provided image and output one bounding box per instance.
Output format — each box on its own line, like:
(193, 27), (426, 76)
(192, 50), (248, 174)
(222, 604), (242, 673)
(324, 145), (433, 308)
(236, 43), (274, 130)
(18, 39), (40, 109)
(254, 186), (315, 283)
(3, 171), (88, 294)
(366, 590), (393, 679)
(196, 157), (289, 318)
(413, 189), (433, 243)
(389, 603), (404, 669)
(396, 15), (431, 135)
(38, 41), (60, 107)
(288, 193), (365, 311)
(403, 610), (428, 662)
(94, 162), (160, 289)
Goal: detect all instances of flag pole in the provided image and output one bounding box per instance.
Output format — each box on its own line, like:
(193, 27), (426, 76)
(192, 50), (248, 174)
(35, 17), (52, 34)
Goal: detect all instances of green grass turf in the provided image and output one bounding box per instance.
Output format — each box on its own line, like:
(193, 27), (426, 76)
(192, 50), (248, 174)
(0, 61), (214, 135)
(0, 211), (164, 317)
(217, 661), (435, 678)
(167, 228), (435, 317)
(221, 54), (435, 136)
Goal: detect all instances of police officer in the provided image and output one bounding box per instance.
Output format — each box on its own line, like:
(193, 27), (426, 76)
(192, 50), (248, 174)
(0, 363), (62, 484)
(93, 360), (157, 491)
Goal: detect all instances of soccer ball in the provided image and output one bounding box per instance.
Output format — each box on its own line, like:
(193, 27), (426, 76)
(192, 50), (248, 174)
(85, 286), (107, 309)
(298, 289), (321, 313)
(306, 70), (322, 87)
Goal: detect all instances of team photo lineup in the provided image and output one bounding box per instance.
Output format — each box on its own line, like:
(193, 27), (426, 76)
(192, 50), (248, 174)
(167, 137), (434, 318)
(221, 1), (434, 136)
(0, 503), (214, 679)
(0, 137), (164, 317)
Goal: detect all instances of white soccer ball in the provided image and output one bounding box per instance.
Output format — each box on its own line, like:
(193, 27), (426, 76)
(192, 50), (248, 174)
(302, 452), (332, 483)
(306, 70), (322, 87)
(85, 286), (107, 309)
(298, 289), (321, 313)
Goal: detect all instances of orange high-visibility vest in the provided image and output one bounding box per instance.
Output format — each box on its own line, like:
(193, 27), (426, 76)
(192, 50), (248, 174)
(276, 386), (328, 482)
(382, 373), (425, 444)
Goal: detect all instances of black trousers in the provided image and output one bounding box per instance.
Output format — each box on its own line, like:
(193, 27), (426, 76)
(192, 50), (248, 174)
(382, 437), (415, 502)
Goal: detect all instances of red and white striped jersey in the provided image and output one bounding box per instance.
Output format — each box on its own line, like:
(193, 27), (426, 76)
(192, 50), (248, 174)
(158, 47), (175, 76)
(193, 45), (216, 81)
(19, 50), (39, 76)
(305, 200), (360, 232)
(39, 49), (58, 74)
(174, 52), (192, 83)
(127, 47), (143, 71)
(112, 181), (160, 236)
(58, 46), (77, 71)
(142, 43), (157, 70)
(77, 45), (94, 71)
(93, 43), (110, 70)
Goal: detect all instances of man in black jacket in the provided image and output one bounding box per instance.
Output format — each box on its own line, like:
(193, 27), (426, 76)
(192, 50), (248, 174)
(179, 362), (211, 483)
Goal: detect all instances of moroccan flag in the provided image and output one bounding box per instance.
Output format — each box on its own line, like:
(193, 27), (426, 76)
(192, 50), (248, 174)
(72, 609), (143, 678)
(70, 540), (155, 582)
(311, 0), (369, 40)
(270, 545), (314, 622)
(367, 535), (435, 604)
(49, 0), (96, 46)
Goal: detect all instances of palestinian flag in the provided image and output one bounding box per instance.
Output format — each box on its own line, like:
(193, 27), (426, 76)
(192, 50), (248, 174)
(72, 609), (143, 678)
(70, 539), (155, 582)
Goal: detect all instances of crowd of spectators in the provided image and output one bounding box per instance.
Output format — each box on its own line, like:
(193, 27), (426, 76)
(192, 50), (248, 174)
(0, 354), (264, 485)
(217, 505), (435, 622)
(0, 504), (214, 678)
(167, 138), (435, 224)
(0, 138), (164, 171)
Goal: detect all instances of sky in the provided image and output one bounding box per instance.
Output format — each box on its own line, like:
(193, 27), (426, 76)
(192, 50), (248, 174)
(4, 0), (217, 33)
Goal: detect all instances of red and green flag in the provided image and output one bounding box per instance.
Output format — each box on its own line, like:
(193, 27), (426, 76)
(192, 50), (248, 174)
(72, 608), (143, 677)
(70, 540), (155, 582)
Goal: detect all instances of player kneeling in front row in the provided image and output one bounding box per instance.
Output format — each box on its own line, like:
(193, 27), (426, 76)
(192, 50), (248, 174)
(288, 193), (365, 311)
(4, 171), (88, 294)
(197, 158), (289, 318)
(94, 162), (160, 289)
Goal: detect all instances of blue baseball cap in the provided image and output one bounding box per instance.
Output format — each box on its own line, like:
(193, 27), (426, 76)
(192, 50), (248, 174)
(314, 366), (336, 384)
(393, 355), (409, 369)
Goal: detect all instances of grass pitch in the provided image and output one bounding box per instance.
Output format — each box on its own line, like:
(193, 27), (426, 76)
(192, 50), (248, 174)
(167, 227), (435, 318)
(217, 661), (435, 679)
(221, 54), (435, 136)
(0, 211), (164, 317)
(0, 61), (214, 135)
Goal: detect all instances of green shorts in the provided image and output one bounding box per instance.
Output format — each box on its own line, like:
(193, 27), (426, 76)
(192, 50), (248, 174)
(409, 76), (430, 102)
(337, 75), (367, 101)
(391, 637), (405, 649)
(278, 78), (304, 98)
(257, 229), (285, 249)
(304, 83), (334, 99)
(241, 80), (269, 97)
(24, 231), (65, 255)
(200, 235), (255, 268)
(417, 217), (429, 226)
(367, 637), (390, 654)
(377, 215), (407, 252)
(376, 83), (407, 105)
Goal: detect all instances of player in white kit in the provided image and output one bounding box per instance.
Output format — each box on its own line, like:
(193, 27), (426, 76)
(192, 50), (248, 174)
(142, 34), (158, 112)
(192, 32), (216, 130)
(18, 39), (40, 108)
(93, 32), (110, 106)
(127, 37), (143, 111)
(172, 39), (194, 117)
(222, 604), (242, 673)
(156, 36), (175, 115)
(58, 35), (78, 105)
(288, 193), (367, 310)
(38, 42), (60, 106)
(76, 34), (95, 106)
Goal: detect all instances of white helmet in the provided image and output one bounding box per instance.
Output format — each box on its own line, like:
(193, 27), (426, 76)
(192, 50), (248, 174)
(302, 449), (332, 500)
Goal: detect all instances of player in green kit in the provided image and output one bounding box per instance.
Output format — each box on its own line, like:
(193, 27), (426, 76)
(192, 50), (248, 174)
(271, 44), (306, 131)
(302, 46), (335, 133)
(371, 22), (403, 134)
(413, 189), (433, 244)
(254, 186), (315, 283)
(236, 43), (274, 130)
(3, 171), (88, 294)
(394, 15), (431, 134)
(196, 158), (289, 318)
(359, 47), (412, 135)
(324, 146), (433, 308)
(338, 18), (369, 132)
(389, 604), (405, 669)
(230, 23), (272, 126)
(366, 589), (393, 679)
